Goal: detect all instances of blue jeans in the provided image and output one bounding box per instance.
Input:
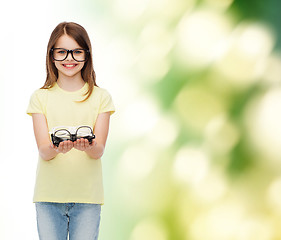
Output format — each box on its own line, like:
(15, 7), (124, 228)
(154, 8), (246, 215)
(35, 202), (101, 240)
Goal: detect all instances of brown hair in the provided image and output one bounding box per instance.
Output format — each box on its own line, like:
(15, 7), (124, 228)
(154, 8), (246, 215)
(41, 22), (97, 101)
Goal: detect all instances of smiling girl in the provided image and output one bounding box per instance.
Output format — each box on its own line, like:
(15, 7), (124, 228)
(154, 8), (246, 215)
(27, 22), (115, 240)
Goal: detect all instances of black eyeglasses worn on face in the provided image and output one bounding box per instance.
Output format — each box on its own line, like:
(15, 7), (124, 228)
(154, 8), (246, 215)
(51, 126), (95, 147)
(51, 48), (89, 62)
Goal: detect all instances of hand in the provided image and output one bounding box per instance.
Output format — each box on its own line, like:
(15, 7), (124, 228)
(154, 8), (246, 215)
(74, 138), (97, 152)
(51, 140), (74, 154)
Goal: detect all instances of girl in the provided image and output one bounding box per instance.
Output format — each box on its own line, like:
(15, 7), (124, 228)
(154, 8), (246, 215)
(27, 22), (115, 240)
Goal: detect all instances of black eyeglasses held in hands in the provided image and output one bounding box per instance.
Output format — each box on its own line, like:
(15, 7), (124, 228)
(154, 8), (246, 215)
(51, 126), (95, 147)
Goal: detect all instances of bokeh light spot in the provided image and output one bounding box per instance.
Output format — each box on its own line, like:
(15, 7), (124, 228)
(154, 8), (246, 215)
(174, 86), (226, 131)
(190, 202), (245, 240)
(137, 21), (174, 81)
(177, 8), (231, 69)
(173, 146), (209, 185)
(214, 23), (275, 87)
(121, 95), (160, 137)
(267, 177), (281, 214)
(192, 169), (227, 204)
(204, 0), (234, 10)
(130, 218), (168, 240)
(147, 114), (179, 147)
(246, 88), (281, 165)
(204, 114), (240, 155)
(113, 0), (150, 20)
(236, 218), (274, 240)
(119, 144), (158, 180)
(263, 53), (281, 85)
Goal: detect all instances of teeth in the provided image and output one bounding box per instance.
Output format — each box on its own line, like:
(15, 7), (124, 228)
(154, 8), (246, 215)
(64, 64), (75, 67)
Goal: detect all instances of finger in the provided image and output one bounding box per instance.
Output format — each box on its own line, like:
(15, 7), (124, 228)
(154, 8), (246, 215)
(57, 142), (64, 152)
(84, 139), (89, 148)
(83, 138), (90, 149)
(76, 139), (81, 148)
(81, 138), (86, 146)
(65, 140), (73, 151)
(67, 140), (73, 150)
(60, 141), (68, 153)
(79, 139), (85, 149)
(60, 141), (66, 153)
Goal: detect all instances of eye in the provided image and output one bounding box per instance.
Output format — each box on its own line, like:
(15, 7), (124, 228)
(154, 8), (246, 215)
(74, 50), (83, 55)
(58, 50), (67, 54)
(54, 49), (67, 55)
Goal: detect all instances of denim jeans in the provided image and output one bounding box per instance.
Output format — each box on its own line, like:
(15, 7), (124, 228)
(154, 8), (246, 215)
(35, 202), (101, 240)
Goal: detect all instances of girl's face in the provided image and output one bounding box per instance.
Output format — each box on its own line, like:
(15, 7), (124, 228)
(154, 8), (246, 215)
(53, 34), (85, 79)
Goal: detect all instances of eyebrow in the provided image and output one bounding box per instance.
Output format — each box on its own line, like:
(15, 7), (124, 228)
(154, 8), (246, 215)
(53, 47), (85, 50)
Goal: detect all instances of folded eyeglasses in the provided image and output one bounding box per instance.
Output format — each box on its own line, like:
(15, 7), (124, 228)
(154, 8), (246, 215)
(51, 126), (95, 147)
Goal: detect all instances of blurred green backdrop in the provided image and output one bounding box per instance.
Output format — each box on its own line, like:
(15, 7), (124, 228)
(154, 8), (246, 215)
(96, 0), (281, 239)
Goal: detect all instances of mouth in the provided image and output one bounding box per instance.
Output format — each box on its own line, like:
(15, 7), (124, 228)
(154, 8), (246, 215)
(62, 64), (78, 69)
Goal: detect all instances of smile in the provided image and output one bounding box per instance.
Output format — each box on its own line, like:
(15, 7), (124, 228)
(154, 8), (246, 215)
(62, 64), (78, 69)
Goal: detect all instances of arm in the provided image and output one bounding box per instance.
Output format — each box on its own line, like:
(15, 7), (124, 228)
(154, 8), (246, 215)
(74, 112), (111, 159)
(32, 113), (73, 160)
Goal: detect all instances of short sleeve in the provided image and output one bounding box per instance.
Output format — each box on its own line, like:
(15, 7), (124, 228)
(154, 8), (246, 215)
(26, 90), (45, 116)
(99, 89), (115, 115)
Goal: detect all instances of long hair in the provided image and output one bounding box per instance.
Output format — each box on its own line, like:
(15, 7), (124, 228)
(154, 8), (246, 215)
(41, 22), (97, 102)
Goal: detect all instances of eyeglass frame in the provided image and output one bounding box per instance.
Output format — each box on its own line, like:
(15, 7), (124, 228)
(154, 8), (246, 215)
(51, 126), (95, 147)
(51, 48), (90, 62)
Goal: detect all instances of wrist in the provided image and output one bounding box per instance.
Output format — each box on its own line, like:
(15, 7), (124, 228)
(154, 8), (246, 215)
(39, 143), (58, 160)
(85, 142), (104, 159)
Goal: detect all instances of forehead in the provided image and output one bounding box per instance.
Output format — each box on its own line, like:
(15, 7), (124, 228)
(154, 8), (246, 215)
(55, 34), (81, 49)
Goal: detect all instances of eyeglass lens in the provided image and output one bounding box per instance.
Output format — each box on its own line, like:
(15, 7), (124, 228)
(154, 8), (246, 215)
(54, 129), (71, 140)
(52, 48), (87, 62)
(76, 127), (92, 137)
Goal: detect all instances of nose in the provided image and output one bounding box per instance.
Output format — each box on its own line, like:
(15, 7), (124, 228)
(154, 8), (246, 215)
(65, 50), (74, 61)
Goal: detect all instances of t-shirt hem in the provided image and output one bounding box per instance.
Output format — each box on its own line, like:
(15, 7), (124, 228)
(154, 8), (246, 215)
(33, 199), (104, 205)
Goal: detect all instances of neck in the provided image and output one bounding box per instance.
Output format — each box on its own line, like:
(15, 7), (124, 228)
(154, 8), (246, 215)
(57, 74), (85, 92)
